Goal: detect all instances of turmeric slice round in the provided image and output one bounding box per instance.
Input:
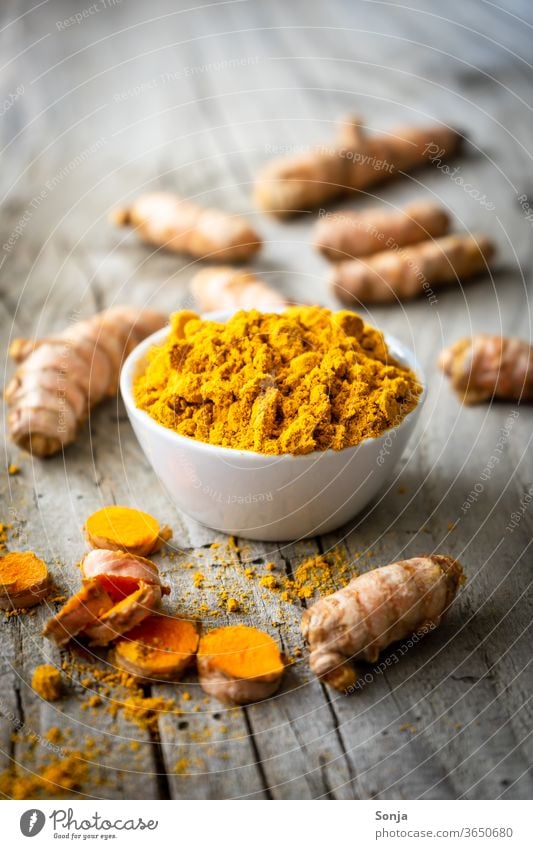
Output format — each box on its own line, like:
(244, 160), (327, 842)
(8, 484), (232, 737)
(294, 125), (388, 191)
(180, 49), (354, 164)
(81, 549), (170, 600)
(43, 579), (114, 647)
(198, 625), (284, 705)
(84, 506), (172, 556)
(0, 551), (49, 610)
(84, 581), (162, 647)
(113, 615), (198, 681)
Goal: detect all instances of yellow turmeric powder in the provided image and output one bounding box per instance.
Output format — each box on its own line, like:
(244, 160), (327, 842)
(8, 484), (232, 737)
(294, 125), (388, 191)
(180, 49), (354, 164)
(84, 505), (172, 556)
(31, 664), (63, 701)
(0, 551), (49, 610)
(134, 306), (421, 455)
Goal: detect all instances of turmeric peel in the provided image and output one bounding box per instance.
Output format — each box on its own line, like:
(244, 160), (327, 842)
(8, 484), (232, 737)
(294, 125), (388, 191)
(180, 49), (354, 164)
(84, 507), (172, 557)
(134, 306), (421, 455)
(113, 614), (199, 681)
(301, 555), (463, 691)
(84, 581), (162, 646)
(0, 551), (49, 610)
(198, 625), (284, 704)
(81, 549), (170, 599)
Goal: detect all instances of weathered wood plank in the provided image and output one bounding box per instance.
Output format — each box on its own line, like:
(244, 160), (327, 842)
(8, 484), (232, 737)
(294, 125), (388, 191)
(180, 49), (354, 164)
(1, 0), (532, 800)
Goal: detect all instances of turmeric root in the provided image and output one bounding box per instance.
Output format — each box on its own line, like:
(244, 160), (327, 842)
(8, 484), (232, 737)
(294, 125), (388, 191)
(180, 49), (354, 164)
(197, 625), (284, 705)
(112, 192), (261, 261)
(0, 551), (50, 610)
(331, 233), (495, 305)
(190, 267), (288, 312)
(6, 306), (166, 457)
(84, 506), (172, 556)
(255, 115), (463, 216)
(83, 581), (162, 646)
(113, 614), (198, 681)
(301, 555), (463, 691)
(81, 549), (170, 600)
(43, 579), (114, 647)
(439, 336), (533, 403)
(315, 202), (450, 261)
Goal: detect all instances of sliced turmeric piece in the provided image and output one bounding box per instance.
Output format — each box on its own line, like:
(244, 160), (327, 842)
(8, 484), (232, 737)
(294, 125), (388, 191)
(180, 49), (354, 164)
(113, 614), (199, 681)
(198, 625), (284, 705)
(84, 581), (162, 647)
(0, 551), (50, 610)
(43, 579), (114, 646)
(81, 549), (170, 600)
(84, 506), (172, 556)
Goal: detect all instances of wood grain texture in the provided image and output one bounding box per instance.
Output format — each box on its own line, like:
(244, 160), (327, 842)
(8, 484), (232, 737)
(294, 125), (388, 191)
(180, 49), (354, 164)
(1, 0), (532, 799)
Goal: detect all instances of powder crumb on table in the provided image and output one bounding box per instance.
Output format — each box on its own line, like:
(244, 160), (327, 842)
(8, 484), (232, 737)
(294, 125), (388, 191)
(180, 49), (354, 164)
(31, 665), (63, 701)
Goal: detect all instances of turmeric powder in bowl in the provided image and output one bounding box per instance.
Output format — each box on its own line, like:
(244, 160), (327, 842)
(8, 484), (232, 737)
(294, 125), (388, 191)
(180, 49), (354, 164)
(133, 306), (421, 456)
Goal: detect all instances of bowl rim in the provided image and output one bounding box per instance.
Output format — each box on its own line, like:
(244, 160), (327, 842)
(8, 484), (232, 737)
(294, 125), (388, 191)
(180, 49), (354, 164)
(120, 309), (426, 463)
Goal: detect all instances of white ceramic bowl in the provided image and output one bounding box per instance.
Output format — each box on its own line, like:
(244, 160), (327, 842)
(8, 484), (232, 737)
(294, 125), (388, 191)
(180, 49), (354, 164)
(120, 314), (425, 541)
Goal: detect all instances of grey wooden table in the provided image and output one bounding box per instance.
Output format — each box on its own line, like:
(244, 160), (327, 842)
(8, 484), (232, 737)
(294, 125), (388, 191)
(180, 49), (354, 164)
(1, 0), (532, 800)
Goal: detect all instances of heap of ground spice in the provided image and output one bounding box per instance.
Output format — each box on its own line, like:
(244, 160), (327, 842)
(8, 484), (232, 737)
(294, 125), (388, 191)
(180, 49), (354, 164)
(134, 306), (421, 455)
(31, 664), (63, 701)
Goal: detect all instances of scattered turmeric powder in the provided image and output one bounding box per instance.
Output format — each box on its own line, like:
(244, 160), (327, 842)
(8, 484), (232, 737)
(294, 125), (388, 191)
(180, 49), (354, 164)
(31, 664), (63, 701)
(121, 693), (177, 733)
(134, 306), (421, 455)
(284, 551), (354, 601)
(84, 506), (172, 556)
(0, 523), (10, 552)
(198, 625), (284, 705)
(0, 748), (92, 799)
(259, 575), (278, 590)
(112, 614), (199, 681)
(0, 551), (49, 610)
